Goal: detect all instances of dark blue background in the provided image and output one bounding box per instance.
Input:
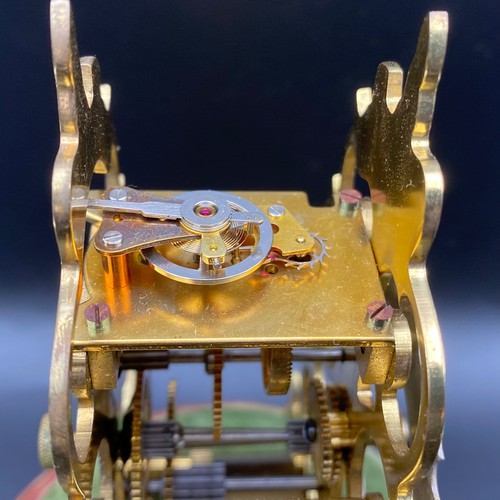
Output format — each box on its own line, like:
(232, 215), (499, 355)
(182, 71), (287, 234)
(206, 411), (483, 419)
(1, 1), (499, 498)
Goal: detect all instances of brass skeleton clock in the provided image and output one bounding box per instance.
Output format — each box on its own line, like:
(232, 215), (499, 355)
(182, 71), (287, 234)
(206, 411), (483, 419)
(39, 1), (447, 498)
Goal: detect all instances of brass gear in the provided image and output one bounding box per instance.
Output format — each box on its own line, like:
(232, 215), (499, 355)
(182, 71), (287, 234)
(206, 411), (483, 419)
(130, 370), (145, 500)
(165, 380), (177, 500)
(308, 379), (352, 488)
(308, 377), (334, 483)
(205, 349), (224, 440)
(327, 385), (351, 491)
(167, 380), (177, 421)
(328, 385), (351, 413)
(261, 348), (292, 395)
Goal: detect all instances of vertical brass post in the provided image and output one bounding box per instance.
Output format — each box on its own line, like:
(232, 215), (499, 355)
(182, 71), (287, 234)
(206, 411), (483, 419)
(102, 254), (130, 288)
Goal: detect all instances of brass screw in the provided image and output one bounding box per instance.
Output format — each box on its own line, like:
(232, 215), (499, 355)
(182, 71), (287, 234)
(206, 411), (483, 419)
(264, 263), (279, 274)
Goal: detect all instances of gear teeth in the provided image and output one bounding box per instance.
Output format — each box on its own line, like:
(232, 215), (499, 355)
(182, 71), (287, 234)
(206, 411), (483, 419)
(211, 349), (223, 441)
(308, 380), (352, 487)
(328, 385), (351, 485)
(167, 380), (176, 421)
(328, 385), (351, 413)
(309, 234), (330, 268)
(165, 380), (177, 500)
(130, 370), (145, 500)
(310, 377), (334, 483)
(267, 233), (329, 271)
(262, 348), (292, 395)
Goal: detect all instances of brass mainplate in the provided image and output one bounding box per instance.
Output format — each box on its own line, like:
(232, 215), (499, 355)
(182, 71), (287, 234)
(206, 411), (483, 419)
(74, 191), (391, 350)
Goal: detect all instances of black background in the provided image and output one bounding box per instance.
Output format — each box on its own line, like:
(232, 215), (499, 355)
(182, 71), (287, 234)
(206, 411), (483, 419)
(1, 1), (499, 497)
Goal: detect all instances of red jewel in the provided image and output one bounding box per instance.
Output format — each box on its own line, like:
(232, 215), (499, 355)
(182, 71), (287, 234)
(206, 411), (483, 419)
(199, 207), (213, 217)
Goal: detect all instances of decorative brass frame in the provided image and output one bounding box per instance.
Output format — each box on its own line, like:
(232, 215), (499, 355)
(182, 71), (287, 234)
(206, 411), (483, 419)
(45, 1), (447, 497)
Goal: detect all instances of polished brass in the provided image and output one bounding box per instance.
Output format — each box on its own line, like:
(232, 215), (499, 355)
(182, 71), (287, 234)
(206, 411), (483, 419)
(264, 205), (316, 256)
(129, 371), (145, 500)
(74, 190), (388, 350)
(341, 11), (448, 499)
(211, 349), (224, 440)
(44, 2), (447, 499)
(308, 377), (335, 485)
(262, 348), (293, 395)
(48, 0), (118, 494)
(87, 351), (119, 390)
(102, 254), (130, 288)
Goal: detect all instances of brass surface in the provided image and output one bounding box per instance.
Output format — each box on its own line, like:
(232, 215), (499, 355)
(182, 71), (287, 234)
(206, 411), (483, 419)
(103, 254), (130, 288)
(74, 191), (389, 350)
(48, 0), (118, 494)
(264, 205), (316, 256)
(342, 11), (447, 499)
(87, 351), (119, 390)
(45, 2), (447, 498)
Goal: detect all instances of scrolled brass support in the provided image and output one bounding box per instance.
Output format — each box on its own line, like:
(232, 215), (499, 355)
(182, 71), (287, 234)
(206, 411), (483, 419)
(49, 0), (119, 494)
(342, 11), (448, 499)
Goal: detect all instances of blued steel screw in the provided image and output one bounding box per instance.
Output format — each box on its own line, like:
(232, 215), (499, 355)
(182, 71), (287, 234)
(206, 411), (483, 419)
(339, 188), (362, 216)
(84, 302), (111, 334)
(366, 300), (393, 330)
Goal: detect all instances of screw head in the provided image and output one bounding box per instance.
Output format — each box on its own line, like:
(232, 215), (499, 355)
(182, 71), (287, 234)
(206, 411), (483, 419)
(296, 236), (306, 244)
(339, 189), (362, 216)
(366, 301), (393, 330)
(264, 263), (279, 275)
(211, 258), (223, 271)
(267, 205), (286, 218)
(103, 230), (123, 248)
(84, 302), (111, 334)
(109, 188), (128, 201)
